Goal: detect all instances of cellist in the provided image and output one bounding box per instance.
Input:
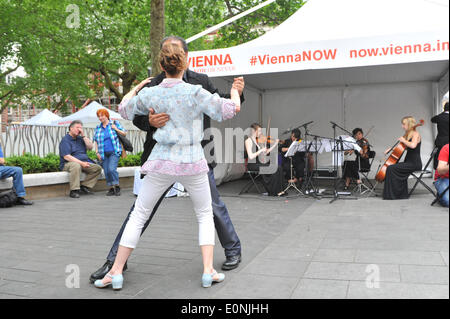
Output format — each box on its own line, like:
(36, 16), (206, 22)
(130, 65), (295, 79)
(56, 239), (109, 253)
(383, 116), (422, 200)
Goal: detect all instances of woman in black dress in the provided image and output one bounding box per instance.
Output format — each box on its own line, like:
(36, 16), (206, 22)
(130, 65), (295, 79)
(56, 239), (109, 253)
(245, 123), (286, 196)
(383, 116), (422, 200)
(342, 128), (371, 190)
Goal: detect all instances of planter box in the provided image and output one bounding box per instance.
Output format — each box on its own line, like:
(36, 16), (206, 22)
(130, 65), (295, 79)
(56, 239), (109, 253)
(0, 166), (140, 200)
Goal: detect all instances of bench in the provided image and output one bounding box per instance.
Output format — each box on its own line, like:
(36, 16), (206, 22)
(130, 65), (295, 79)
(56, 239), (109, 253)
(0, 167), (139, 199)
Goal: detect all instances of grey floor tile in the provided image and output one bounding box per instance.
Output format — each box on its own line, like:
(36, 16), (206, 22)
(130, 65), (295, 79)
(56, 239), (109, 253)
(291, 279), (349, 299)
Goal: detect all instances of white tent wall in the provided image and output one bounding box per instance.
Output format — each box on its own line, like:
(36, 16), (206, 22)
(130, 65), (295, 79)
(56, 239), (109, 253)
(210, 78), (438, 182)
(209, 77), (261, 185)
(262, 81), (435, 179)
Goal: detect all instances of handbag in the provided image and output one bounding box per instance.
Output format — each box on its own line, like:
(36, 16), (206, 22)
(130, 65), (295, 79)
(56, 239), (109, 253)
(114, 121), (133, 152)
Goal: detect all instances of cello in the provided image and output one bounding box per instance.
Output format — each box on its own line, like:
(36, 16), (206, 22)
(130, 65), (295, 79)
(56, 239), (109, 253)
(375, 119), (424, 182)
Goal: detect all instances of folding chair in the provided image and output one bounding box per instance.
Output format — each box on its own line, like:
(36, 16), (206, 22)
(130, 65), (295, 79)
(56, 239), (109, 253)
(239, 159), (265, 195)
(408, 147), (439, 198)
(431, 182), (449, 206)
(354, 150), (377, 196)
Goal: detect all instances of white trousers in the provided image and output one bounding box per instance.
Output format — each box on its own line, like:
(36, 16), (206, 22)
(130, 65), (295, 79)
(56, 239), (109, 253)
(120, 172), (215, 248)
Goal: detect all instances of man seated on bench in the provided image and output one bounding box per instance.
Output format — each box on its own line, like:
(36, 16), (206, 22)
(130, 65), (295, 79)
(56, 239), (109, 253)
(0, 144), (33, 205)
(435, 143), (449, 207)
(59, 120), (102, 198)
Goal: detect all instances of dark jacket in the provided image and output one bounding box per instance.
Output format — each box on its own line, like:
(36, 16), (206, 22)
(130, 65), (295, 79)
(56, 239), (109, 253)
(431, 112), (449, 147)
(133, 69), (244, 167)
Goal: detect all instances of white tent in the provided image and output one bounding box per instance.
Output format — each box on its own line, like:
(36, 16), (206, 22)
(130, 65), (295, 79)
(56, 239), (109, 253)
(21, 109), (61, 126)
(53, 101), (127, 128)
(188, 0), (449, 183)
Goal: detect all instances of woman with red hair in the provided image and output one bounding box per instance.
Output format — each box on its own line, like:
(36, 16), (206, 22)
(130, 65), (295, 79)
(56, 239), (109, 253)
(94, 108), (127, 196)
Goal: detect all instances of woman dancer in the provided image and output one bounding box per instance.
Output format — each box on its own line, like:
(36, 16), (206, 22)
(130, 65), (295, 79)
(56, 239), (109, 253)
(95, 43), (241, 290)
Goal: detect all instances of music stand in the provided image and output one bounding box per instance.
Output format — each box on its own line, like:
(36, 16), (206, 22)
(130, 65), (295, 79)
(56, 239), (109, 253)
(329, 122), (359, 204)
(282, 140), (303, 195)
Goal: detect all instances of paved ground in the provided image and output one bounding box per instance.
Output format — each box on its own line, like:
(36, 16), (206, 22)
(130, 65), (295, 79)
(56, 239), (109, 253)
(0, 178), (448, 299)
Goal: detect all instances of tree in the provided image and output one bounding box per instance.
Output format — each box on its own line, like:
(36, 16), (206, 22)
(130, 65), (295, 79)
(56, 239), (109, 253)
(0, 0), (304, 113)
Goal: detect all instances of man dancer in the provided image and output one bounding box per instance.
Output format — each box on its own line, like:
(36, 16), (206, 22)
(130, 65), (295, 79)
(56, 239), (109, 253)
(90, 36), (244, 282)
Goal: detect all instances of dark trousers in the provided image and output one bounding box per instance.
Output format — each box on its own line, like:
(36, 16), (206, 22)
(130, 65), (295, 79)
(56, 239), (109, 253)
(106, 168), (241, 262)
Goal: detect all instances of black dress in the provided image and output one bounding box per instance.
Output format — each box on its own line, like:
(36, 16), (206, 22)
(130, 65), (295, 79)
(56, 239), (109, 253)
(245, 137), (284, 196)
(383, 141), (422, 200)
(280, 140), (306, 180)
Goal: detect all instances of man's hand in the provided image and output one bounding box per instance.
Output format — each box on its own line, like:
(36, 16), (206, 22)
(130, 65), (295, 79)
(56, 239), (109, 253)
(149, 108), (170, 128)
(232, 77), (245, 96)
(78, 127), (84, 137)
(81, 161), (90, 168)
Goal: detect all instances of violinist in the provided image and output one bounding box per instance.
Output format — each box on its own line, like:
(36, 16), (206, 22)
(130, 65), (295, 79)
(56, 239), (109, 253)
(342, 128), (371, 190)
(383, 116), (422, 200)
(244, 123), (286, 196)
(280, 129), (307, 187)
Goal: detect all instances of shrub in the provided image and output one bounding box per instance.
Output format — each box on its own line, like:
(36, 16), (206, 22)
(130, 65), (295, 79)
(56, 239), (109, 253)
(4, 152), (142, 174)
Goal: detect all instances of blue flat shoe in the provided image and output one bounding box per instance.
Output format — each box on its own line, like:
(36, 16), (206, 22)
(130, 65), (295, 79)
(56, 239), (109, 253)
(202, 270), (225, 288)
(94, 273), (123, 290)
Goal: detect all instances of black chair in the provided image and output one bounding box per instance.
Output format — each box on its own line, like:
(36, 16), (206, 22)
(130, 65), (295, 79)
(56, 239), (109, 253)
(239, 160), (265, 195)
(408, 147), (439, 198)
(354, 150), (377, 196)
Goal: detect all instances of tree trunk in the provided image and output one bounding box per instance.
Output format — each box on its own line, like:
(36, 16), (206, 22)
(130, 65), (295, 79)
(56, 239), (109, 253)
(150, 0), (165, 76)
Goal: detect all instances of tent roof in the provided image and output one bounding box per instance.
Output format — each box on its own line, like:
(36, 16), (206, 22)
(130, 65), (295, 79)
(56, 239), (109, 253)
(21, 109), (61, 126)
(188, 0), (449, 82)
(244, 0), (449, 46)
(54, 101), (124, 126)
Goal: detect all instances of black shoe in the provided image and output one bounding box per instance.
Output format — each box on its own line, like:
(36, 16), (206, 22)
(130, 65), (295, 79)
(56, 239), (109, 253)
(80, 185), (94, 195)
(221, 255), (241, 271)
(89, 260), (128, 283)
(70, 190), (80, 198)
(106, 187), (115, 196)
(16, 197), (33, 205)
(114, 186), (121, 196)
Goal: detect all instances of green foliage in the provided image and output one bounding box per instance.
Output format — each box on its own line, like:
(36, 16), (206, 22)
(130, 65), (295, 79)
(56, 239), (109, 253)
(5, 153), (60, 174)
(4, 152), (142, 174)
(1, 0), (304, 112)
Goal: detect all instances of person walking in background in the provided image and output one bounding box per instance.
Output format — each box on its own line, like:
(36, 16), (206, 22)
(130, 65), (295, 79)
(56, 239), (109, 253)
(434, 143), (449, 207)
(0, 144), (33, 205)
(431, 102), (449, 169)
(93, 109), (127, 196)
(59, 120), (102, 198)
(94, 43), (241, 290)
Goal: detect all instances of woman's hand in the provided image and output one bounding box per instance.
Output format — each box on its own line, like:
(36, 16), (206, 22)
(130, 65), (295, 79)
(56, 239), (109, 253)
(398, 136), (407, 144)
(111, 123), (118, 131)
(136, 77), (152, 93)
(96, 152), (102, 161)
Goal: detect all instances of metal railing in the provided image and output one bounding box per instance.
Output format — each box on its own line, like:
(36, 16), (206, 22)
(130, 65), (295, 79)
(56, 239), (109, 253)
(0, 124), (146, 157)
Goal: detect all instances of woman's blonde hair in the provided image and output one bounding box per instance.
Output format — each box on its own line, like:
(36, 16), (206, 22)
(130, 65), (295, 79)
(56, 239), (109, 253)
(402, 116), (417, 140)
(159, 43), (187, 76)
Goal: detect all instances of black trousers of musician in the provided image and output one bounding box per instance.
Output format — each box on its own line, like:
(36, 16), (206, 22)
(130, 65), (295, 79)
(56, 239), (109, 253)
(247, 162), (284, 196)
(383, 144), (422, 200)
(282, 154), (305, 181)
(343, 158), (369, 180)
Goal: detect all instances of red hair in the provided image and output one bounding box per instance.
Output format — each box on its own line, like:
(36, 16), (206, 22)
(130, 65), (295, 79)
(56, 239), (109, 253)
(96, 109), (110, 119)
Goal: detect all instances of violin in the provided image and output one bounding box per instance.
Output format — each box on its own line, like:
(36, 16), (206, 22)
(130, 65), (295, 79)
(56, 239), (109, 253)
(357, 138), (370, 159)
(375, 119), (424, 183)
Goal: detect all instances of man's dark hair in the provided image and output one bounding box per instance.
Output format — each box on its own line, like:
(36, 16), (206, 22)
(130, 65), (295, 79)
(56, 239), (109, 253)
(352, 128), (363, 136)
(444, 102), (449, 112)
(160, 36), (188, 53)
(69, 120), (83, 129)
(291, 128), (301, 140)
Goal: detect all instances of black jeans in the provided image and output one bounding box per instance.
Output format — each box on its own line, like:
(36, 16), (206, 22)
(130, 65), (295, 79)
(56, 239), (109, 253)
(106, 168), (241, 262)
